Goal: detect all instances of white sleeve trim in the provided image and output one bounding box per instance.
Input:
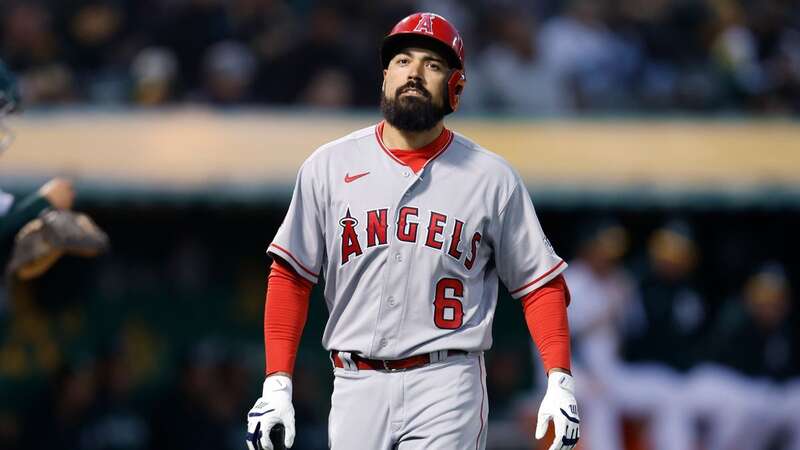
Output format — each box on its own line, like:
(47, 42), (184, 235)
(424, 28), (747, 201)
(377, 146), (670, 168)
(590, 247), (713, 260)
(267, 243), (319, 284)
(508, 260), (568, 299)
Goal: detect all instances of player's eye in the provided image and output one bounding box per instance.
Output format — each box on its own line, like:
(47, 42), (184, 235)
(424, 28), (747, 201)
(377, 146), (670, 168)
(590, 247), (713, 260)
(427, 62), (442, 71)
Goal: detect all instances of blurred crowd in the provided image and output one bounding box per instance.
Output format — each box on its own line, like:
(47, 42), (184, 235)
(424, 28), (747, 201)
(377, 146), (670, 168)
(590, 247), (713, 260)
(1, 0), (799, 113)
(561, 219), (799, 450)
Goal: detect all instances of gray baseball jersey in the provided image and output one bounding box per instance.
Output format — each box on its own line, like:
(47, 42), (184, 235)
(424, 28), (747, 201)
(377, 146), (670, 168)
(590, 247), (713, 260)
(268, 123), (565, 359)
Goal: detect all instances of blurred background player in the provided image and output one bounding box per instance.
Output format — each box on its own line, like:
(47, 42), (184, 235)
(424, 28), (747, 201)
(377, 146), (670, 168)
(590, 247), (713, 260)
(563, 220), (634, 450)
(624, 220), (708, 371)
(0, 60), (75, 271)
(681, 263), (799, 450)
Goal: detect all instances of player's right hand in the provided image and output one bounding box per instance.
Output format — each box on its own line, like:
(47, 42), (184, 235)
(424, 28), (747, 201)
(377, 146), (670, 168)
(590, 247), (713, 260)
(39, 177), (75, 210)
(246, 375), (295, 450)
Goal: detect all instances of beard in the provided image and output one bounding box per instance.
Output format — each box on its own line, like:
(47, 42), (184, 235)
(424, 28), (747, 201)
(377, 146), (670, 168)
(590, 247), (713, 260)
(380, 82), (447, 132)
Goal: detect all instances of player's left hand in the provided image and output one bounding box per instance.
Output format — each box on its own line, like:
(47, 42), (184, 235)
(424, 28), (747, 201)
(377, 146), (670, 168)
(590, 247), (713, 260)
(535, 371), (580, 450)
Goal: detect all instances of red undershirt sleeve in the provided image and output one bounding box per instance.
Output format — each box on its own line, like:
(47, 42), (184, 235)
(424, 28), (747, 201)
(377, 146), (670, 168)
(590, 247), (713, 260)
(264, 258), (313, 376)
(521, 273), (572, 374)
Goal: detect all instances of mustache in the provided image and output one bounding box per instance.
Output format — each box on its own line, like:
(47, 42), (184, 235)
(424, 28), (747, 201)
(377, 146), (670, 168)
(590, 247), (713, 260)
(396, 81), (431, 99)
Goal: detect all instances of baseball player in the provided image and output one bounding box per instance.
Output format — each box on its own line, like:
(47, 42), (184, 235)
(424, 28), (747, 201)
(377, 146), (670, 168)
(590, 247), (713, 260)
(0, 60), (75, 264)
(247, 13), (579, 450)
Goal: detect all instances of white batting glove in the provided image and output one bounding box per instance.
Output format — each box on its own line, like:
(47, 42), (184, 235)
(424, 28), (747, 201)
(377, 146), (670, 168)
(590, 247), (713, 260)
(535, 371), (580, 450)
(246, 375), (296, 450)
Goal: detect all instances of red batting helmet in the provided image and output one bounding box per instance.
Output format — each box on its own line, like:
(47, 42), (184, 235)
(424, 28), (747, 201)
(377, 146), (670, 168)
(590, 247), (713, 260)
(381, 12), (466, 113)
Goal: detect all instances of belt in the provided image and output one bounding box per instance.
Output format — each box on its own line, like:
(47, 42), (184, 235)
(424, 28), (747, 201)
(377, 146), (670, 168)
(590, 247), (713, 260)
(331, 350), (468, 372)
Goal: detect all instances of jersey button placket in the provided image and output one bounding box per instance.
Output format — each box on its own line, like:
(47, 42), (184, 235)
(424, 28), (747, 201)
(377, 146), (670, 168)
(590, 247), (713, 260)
(371, 169), (414, 356)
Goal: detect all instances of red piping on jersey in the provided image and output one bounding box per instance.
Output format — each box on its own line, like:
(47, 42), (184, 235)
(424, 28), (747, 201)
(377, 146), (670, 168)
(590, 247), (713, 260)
(509, 260), (566, 296)
(374, 121), (454, 172)
(269, 243), (319, 278)
(475, 354), (485, 450)
(374, 121), (406, 165)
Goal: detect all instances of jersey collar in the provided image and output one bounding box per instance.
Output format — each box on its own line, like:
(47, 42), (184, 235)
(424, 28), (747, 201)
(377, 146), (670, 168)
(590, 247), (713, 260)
(374, 120), (454, 171)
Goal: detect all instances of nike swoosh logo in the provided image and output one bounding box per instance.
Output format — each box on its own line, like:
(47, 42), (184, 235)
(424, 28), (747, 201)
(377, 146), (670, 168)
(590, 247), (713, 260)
(560, 408), (580, 424)
(344, 172), (370, 183)
(248, 408), (275, 417)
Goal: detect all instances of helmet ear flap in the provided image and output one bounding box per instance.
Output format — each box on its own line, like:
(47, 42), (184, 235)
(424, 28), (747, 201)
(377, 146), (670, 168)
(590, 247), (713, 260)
(445, 69), (466, 113)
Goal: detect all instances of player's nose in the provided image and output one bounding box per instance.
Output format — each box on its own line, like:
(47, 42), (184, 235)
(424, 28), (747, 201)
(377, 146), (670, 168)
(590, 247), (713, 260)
(407, 59), (426, 80)
(406, 76), (424, 89)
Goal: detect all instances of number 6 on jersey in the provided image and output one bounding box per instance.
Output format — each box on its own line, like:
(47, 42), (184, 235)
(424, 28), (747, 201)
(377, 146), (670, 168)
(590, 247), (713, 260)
(433, 278), (464, 329)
